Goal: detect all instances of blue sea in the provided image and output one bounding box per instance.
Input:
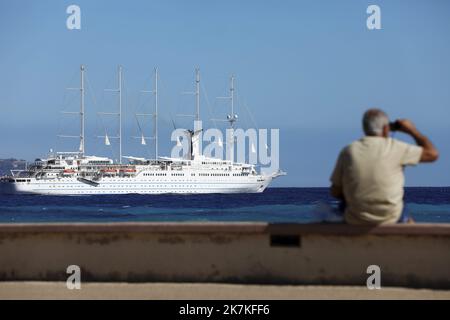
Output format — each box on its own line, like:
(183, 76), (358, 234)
(0, 187), (449, 223)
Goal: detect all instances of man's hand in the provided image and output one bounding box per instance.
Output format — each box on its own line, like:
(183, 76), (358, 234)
(396, 119), (417, 135)
(393, 119), (439, 162)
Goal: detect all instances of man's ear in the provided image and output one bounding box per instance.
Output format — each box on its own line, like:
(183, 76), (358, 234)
(382, 124), (390, 138)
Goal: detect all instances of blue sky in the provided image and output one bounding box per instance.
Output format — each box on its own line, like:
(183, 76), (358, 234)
(0, 0), (449, 186)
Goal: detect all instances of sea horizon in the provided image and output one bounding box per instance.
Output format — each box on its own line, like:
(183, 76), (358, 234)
(1, 187), (449, 224)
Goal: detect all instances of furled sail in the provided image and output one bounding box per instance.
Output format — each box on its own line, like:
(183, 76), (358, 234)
(105, 134), (111, 146)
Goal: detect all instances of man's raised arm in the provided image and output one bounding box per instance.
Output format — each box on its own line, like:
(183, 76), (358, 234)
(396, 119), (439, 163)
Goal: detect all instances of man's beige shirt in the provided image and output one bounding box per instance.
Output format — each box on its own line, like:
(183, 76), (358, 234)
(331, 136), (423, 224)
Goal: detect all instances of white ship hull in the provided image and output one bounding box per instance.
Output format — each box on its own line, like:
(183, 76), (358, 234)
(0, 175), (272, 195)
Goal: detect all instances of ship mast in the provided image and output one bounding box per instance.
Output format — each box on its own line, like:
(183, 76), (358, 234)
(80, 64), (85, 156)
(176, 68), (203, 160)
(118, 65), (122, 164)
(99, 65), (123, 164)
(179, 68), (201, 122)
(195, 68), (200, 121)
(154, 67), (158, 159)
(227, 75), (237, 128)
(216, 74), (238, 128)
(60, 64), (86, 156)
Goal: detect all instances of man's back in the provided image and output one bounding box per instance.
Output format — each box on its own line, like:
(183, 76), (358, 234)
(331, 136), (422, 224)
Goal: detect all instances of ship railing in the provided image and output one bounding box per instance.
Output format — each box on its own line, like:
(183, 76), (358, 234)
(10, 170), (25, 177)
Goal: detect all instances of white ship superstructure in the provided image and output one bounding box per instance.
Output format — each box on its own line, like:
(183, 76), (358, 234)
(1, 66), (285, 195)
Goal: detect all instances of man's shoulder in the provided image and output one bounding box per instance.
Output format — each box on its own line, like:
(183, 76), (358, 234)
(390, 137), (412, 147)
(346, 137), (421, 158)
(346, 138), (366, 151)
(343, 137), (384, 156)
(388, 137), (420, 153)
(336, 143), (356, 162)
(339, 143), (352, 155)
(351, 136), (409, 148)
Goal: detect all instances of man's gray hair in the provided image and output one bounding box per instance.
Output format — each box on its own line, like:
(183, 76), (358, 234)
(362, 109), (389, 136)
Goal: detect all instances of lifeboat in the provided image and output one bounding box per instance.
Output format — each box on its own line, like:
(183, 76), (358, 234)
(101, 169), (117, 173)
(63, 169), (76, 174)
(120, 168), (136, 173)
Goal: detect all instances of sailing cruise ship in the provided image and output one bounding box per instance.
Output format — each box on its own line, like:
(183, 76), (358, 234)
(0, 66), (285, 195)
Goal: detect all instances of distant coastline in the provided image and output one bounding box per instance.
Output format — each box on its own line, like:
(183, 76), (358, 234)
(0, 158), (27, 176)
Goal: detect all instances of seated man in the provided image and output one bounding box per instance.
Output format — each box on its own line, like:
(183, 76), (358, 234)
(330, 109), (439, 224)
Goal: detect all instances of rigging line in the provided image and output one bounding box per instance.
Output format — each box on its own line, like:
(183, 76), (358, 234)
(137, 92), (153, 114)
(200, 81), (217, 129)
(92, 74), (120, 159)
(61, 68), (79, 107)
(133, 76), (155, 157)
(61, 75), (80, 110)
(99, 68), (117, 116)
(122, 81), (128, 141)
(121, 72), (126, 134)
(98, 113), (117, 161)
(163, 83), (178, 129)
(158, 74), (179, 130)
(84, 73), (97, 107)
(134, 114), (145, 136)
(176, 73), (198, 127)
(134, 89), (142, 115)
(143, 130), (152, 159)
(107, 134), (117, 162)
(92, 117), (107, 158)
(61, 93), (79, 111)
(135, 80), (148, 114)
(132, 123), (153, 159)
(135, 73), (156, 120)
(130, 76), (146, 126)
(61, 71), (81, 110)
(138, 73), (153, 111)
(57, 69), (84, 151)
(86, 73), (108, 154)
(238, 91), (259, 130)
(98, 71), (110, 112)
(214, 77), (235, 131)
(58, 86), (78, 145)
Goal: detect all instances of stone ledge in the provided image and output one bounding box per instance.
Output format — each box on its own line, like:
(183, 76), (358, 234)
(0, 222), (448, 236)
(0, 222), (448, 288)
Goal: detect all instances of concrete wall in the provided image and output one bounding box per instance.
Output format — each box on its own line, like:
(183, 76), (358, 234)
(0, 222), (449, 288)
